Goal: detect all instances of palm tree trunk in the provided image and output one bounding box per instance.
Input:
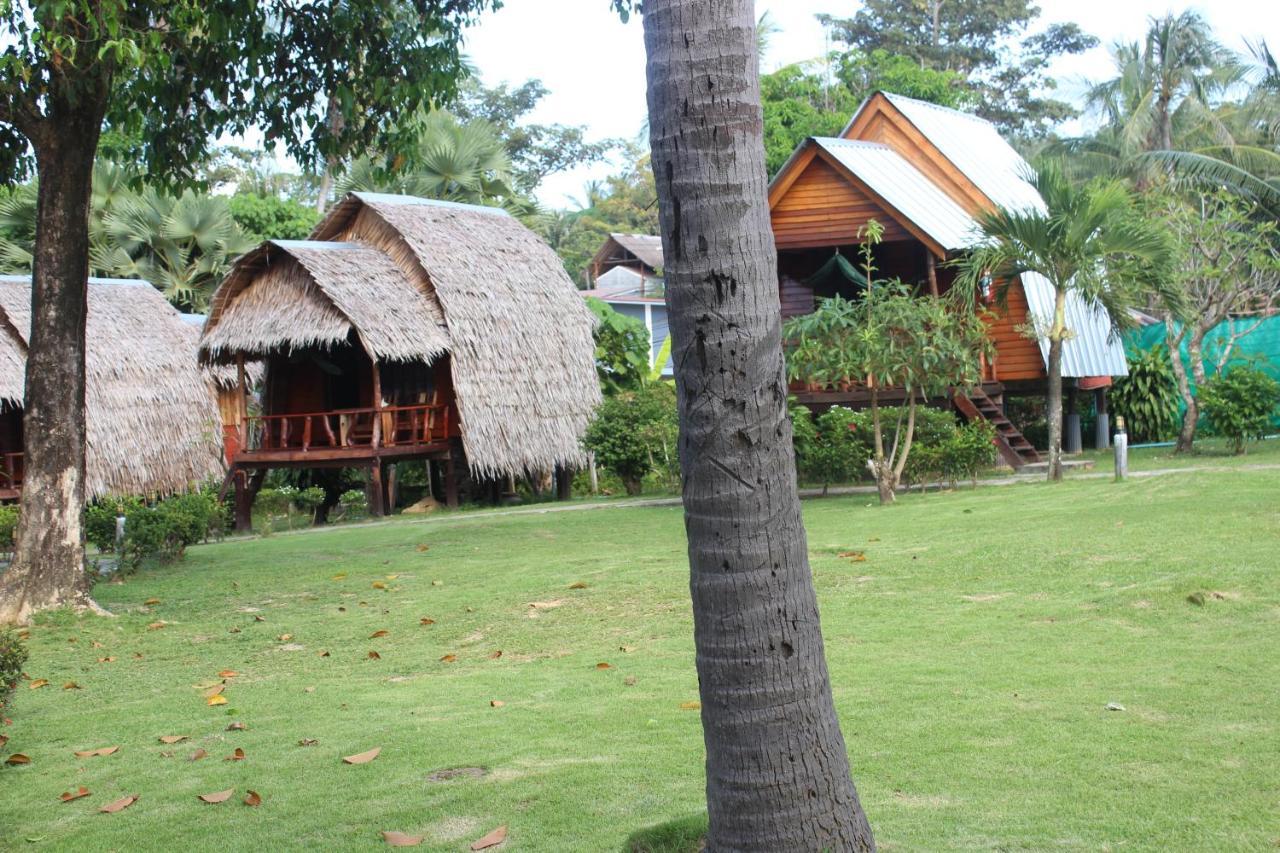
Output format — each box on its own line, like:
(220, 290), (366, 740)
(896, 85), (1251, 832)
(0, 105), (103, 624)
(643, 2), (874, 849)
(1045, 289), (1068, 482)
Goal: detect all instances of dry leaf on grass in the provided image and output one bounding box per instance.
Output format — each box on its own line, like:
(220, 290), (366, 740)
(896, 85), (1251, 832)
(488, 650), (502, 660)
(332, 573), (347, 580)
(28, 679), (48, 689)
(277, 634), (293, 642)
(198, 789), (234, 804)
(419, 618), (435, 626)
(97, 657), (116, 663)
(189, 749), (208, 761)
(203, 683), (225, 698)
(679, 701), (701, 711)
(371, 581), (387, 590)
(158, 736), (188, 745)
(0, 734), (7, 748)
(5, 753), (31, 765)
(226, 722), (247, 732)
(253, 615), (266, 622)
(368, 651), (382, 660)
(99, 794), (138, 814)
(74, 746), (119, 758)
(144, 598), (161, 606)
(568, 581), (588, 590)
(342, 747), (381, 765)
(470, 825), (508, 850)
(60, 786), (91, 802)
(243, 790), (261, 807)
(91, 641), (104, 649)
(489, 700), (505, 708)
(439, 654), (457, 663)
(298, 738), (318, 747)
(319, 650), (331, 657)
(369, 630), (389, 639)
(596, 662), (611, 670)
(838, 551), (867, 562)
(415, 544), (429, 553)
(218, 670), (239, 678)
(207, 695), (228, 706)
(225, 748), (245, 761)
(147, 622), (167, 631)
(62, 681), (81, 690)
(383, 830), (425, 846)
(527, 600), (563, 610)
(619, 645), (636, 653)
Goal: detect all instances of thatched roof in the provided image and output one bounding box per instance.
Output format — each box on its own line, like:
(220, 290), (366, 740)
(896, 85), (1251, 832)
(200, 240), (449, 365)
(306, 193), (600, 477)
(0, 276), (224, 500)
(180, 314), (263, 391)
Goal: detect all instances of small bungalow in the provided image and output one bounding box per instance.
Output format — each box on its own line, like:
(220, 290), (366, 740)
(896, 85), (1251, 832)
(583, 234), (673, 377)
(769, 91), (1129, 466)
(0, 276), (224, 501)
(199, 193), (600, 522)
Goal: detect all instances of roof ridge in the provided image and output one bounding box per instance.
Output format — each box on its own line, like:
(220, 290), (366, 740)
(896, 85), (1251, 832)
(882, 91), (988, 126)
(352, 192), (511, 217)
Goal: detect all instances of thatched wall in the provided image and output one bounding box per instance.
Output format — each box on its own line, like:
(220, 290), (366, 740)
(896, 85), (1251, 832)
(200, 240), (449, 365)
(313, 194), (601, 477)
(0, 276), (224, 500)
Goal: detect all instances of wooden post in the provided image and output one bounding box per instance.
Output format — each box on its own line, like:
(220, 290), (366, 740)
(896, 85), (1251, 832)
(369, 461), (385, 517)
(925, 251), (939, 297)
(236, 353), (247, 450)
(370, 360), (383, 449)
(386, 463), (398, 512)
(555, 464), (573, 501)
(233, 470), (253, 533)
(444, 453), (459, 509)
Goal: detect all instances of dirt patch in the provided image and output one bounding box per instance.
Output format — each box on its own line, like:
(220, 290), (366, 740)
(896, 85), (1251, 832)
(961, 593), (1009, 603)
(892, 791), (956, 808)
(426, 766), (488, 783)
(427, 816), (480, 841)
(1131, 599), (1153, 609)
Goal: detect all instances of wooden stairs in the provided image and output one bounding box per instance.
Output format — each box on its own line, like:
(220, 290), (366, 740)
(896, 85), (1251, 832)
(952, 388), (1042, 469)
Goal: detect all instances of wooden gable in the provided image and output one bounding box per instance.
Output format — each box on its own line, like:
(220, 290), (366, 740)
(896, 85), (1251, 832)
(770, 147), (921, 251)
(985, 279), (1047, 381)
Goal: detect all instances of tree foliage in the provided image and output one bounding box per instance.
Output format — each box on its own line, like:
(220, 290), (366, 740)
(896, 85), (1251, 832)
(1199, 363), (1280, 454)
(585, 297), (651, 395)
(1111, 345), (1181, 443)
(227, 193), (320, 243)
(582, 382), (678, 495)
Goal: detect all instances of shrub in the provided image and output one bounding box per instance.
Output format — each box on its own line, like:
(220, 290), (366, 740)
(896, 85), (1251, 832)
(85, 498), (145, 552)
(583, 383), (679, 495)
(907, 421), (997, 488)
(0, 627), (28, 710)
(336, 488), (368, 521)
(1198, 364), (1280, 454)
(295, 486), (326, 522)
(1112, 345), (1180, 443)
(0, 504), (18, 553)
(115, 491), (226, 571)
(792, 405), (870, 490)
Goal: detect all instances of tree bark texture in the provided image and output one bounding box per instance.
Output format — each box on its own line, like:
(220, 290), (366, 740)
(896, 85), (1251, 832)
(642, 2), (874, 850)
(1165, 318), (1197, 453)
(1044, 290), (1067, 482)
(0, 109), (104, 624)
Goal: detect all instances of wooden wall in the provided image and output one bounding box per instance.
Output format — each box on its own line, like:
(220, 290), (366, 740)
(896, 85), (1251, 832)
(985, 279), (1047, 381)
(772, 156), (913, 250)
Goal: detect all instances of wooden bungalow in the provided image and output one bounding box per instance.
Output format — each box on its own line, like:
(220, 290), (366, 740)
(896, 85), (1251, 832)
(769, 91), (1129, 467)
(199, 193), (600, 523)
(0, 276), (224, 501)
(588, 233), (664, 294)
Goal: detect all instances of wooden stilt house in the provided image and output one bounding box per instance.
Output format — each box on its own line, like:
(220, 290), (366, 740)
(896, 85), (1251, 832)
(769, 91), (1129, 467)
(0, 276), (224, 501)
(199, 194), (600, 522)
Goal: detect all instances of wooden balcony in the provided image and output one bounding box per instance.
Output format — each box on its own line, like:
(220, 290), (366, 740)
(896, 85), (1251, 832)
(225, 402), (453, 466)
(0, 451), (21, 500)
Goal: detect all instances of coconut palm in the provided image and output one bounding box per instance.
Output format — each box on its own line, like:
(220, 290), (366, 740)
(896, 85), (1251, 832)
(955, 161), (1178, 481)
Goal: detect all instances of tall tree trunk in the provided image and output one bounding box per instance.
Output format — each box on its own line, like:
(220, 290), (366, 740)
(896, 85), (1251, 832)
(643, 3), (874, 850)
(1165, 318), (1197, 453)
(0, 110), (104, 625)
(1045, 291), (1067, 482)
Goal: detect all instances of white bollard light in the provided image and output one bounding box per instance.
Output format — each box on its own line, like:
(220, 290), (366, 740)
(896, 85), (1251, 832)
(1114, 416), (1128, 481)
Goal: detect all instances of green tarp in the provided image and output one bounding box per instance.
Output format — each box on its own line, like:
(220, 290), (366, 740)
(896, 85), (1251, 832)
(1127, 315), (1280, 388)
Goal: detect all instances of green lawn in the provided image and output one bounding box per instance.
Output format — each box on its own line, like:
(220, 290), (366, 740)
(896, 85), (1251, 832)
(3, 466), (1279, 851)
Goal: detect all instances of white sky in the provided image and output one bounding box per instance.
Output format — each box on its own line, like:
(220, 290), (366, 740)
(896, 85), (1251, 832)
(459, 0), (1273, 207)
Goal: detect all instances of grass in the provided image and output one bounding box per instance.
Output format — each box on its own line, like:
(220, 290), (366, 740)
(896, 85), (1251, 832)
(2, 464), (1279, 851)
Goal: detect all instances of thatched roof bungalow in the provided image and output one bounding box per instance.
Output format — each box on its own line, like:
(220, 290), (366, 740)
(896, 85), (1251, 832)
(199, 194), (600, 516)
(0, 276), (224, 500)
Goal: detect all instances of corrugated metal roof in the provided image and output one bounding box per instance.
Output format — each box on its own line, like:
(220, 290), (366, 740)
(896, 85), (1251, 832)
(1021, 272), (1129, 377)
(880, 93), (1047, 215)
(813, 138), (979, 251)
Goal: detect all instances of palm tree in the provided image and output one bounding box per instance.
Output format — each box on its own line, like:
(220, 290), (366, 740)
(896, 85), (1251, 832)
(641, 0), (875, 849)
(956, 161), (1177, 481)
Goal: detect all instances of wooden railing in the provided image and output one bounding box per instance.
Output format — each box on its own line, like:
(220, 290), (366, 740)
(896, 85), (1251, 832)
(0, 452), (22, 490)
(232, 403), (450, 456)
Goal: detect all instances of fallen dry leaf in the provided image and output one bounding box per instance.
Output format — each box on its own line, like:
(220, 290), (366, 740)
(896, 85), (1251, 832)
(386, 574), (398, 580)
(207, 694), (228, 707)
(203, 683), (226, 698)
(838, 551), (867, 562)
(243, 790), (261, 807)
(528, 600), (563, 610)
(439, 654), (457, 663)
(147, 621), (167, 631)
(28, 679), (48, 690)
(383, 830), (425, 846)
(188, 748), (208, 761)
(99, 794), (138, 814)
(60, 786), (91, 802)
(619, 645), (636, 653)
(277, 634), (293, 642)
(371, 581), (387, 590)
(415, 544), (429, 553)
(568, 581), (588, 590)
(488, 650), (502, 660)
(342, 747), (381, 765)
(226, 722), (247, 732)
(5, 753), (31, 765)
(369, 630), (389, 639)
(680, 701), (702, 711)
(158, 736), (188, 745)
(218, 670), (239, 678)
(91, 641), (104, 649)
(332, 573), (347, 580)
(144, 598), (161, 606)
(253, 615), (266, 622)
(225, 748), (245, 761)
(596, 662), (611, 670)
(304, 686), (315, 694)
(0, 734), (7, 748)
(623, 676), (637, 687)
(97, 657), (116, 663)
(368, 651), (381, 660)
(133, 652), (144, 659)
(470, 825), (508, 850)
(419, 618), (435, 626)
(198, 789), (234, 804)
(489, 700), (505, 708)
(319, 650), (331, 657)
(73, 746), (119, 758)
(298, 738), (318, 747)
(63, 681), (81, 690)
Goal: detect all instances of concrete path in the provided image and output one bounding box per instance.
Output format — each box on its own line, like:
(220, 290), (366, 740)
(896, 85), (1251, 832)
(220, 461), (1280, 542)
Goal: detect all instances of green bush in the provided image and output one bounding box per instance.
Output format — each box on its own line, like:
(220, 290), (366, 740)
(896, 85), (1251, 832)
(1112, 345), (1180, 443)
(1199, 364), (1280, 454)
(85, 498), (145, 552)
(0, 627), (28, 710)
(906, 421), (997, 488)
(583, 383), (678, 495)
(0, 504), (18, 553)
(336, 488), (368, 521)
(115, 491), (226, 571)
(791, 405), (870, 490)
